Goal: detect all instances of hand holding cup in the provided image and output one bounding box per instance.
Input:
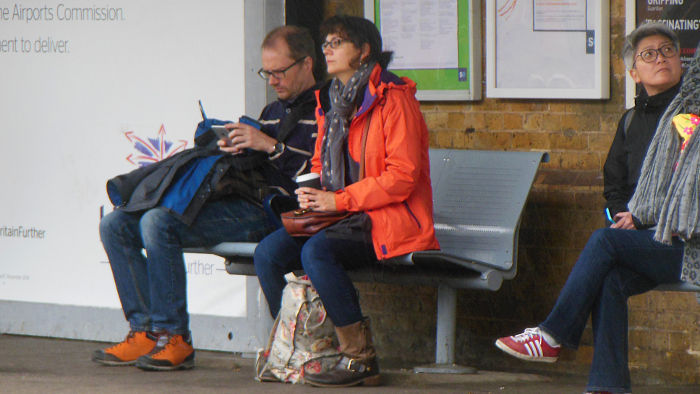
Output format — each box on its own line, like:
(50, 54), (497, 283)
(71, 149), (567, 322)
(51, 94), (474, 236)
(295, 172), (321, 189)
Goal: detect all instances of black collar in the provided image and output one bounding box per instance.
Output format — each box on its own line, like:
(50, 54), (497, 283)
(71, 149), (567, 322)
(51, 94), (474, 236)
(635, 81), (681, 113)
(284, 81), (327, 109)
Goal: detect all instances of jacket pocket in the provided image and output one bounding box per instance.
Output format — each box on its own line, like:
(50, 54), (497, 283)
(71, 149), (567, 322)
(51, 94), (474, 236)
(402, 201), (421, 229)
(371, 201), (423, 257)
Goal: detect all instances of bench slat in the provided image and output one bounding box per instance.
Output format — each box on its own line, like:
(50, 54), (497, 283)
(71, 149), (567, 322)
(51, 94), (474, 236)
(655, 282), (700, 292)
(430, 149), (546, 273)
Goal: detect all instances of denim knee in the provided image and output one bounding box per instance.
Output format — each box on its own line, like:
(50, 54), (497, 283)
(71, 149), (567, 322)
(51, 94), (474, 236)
(584, 228), (619, 255)
(588, 228), (612, 246)
(99, 210), (132, 242)
(299, 234), (328, 277)
(139, 208), (175, 246)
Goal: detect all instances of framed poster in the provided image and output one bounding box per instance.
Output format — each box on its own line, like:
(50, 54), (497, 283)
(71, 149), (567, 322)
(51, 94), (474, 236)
(625, 0), (700, 107)
(486, 0), (610, 99)
(364, 0), (482, 101)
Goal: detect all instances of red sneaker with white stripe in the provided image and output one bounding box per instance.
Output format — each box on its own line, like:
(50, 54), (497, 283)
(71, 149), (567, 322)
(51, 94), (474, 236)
(495, 327), (560, 363)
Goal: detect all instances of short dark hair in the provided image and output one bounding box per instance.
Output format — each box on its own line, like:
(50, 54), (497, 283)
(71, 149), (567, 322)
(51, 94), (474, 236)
(262, 25), (316, 66)
(623, 22), (679, 69)
(320, 15), (393, 69)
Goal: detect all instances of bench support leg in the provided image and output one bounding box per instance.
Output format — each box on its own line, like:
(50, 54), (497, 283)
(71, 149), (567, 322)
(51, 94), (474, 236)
(413, 285), (477, 374)
(436, 284), (456, 363)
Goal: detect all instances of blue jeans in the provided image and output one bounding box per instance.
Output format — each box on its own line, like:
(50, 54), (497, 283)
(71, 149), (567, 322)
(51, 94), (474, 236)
(99, 199), (272, 335)
(540, 228), (683, 393)
(253, 227), (377, 326)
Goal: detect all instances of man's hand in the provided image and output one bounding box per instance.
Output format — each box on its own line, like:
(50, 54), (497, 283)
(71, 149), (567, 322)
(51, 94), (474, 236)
(295, 187), (337, 212)
(217, 122), (276, 154)
(611, 211), (636, 230)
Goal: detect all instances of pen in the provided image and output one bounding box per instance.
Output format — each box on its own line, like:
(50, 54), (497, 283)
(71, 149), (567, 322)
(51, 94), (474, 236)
(605, 208), (615, 223)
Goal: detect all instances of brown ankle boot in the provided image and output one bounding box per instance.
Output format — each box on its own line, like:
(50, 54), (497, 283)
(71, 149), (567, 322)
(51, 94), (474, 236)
(304, 319), (381, 387)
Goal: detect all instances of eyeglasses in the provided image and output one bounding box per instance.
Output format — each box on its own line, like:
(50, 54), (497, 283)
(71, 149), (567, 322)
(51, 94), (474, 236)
(321, 38), (348, 51)
(633, 44), (677, 67)
(257, 57), (305, 80)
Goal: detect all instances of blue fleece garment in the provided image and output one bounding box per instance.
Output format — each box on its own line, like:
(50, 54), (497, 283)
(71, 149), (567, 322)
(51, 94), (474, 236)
(159, 155), (223, 215)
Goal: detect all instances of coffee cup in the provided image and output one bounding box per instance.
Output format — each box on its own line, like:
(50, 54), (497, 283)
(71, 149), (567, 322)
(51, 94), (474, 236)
(295, 172), (321, 189)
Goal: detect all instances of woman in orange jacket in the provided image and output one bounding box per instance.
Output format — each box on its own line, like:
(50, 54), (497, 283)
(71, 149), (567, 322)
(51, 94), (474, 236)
(254, 15), (439, 387)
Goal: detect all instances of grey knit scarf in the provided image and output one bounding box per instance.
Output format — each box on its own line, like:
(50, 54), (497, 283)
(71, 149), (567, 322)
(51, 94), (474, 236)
(628, 44), (700, 286)
(320, 61), (375, 191)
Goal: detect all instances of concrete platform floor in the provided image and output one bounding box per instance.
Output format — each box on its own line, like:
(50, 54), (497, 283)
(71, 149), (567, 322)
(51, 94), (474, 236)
(1, 334), (697, 393)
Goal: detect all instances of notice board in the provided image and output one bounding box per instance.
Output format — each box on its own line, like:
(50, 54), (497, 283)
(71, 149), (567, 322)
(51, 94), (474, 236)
(625, 0), (700, 107)
(486, 0), (610, 99)
(634, 0), (700, 69)
(364, 0), (482, 101)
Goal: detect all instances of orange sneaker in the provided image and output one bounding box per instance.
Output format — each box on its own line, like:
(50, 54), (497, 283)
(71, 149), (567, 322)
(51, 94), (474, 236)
(92, 331), (157, 366)
(136, 332), (195, 371)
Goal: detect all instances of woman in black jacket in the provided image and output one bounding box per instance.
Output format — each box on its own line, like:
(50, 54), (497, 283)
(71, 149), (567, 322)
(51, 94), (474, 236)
(495, 23), (688, 394)
(603, 23), (683, 229)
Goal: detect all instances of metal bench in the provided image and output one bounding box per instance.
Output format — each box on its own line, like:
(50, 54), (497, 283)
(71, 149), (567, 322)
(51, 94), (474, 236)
(187, 148), (548, 373)
(655, 282), (700, 292)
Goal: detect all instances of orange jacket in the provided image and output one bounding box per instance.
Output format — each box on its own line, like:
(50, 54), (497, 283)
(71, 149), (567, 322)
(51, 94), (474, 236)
(312, 65), (440, 259)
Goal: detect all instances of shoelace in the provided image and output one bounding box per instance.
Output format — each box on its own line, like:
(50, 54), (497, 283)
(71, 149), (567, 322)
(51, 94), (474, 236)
(512, 327), (541, 344)
(154, 334), (171, 348)
(106, 332), (137, 351)
(152, 335), (183, 355)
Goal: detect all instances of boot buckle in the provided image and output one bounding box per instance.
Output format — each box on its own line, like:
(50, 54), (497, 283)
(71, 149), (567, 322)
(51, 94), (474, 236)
(344, 357), (367, 372)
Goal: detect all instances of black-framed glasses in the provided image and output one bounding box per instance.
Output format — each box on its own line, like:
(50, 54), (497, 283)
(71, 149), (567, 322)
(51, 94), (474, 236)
(257, 57), (305, 80)
(321, 38), (347, 51)
(634, 44), (677, 66)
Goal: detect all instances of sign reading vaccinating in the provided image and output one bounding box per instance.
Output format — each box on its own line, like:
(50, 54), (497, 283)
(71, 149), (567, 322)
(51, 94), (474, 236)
(636, 0), (700, 70)
(0, 1), (248, 317)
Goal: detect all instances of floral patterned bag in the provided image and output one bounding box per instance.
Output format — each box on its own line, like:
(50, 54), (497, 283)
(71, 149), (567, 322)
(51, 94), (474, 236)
(255, 273), (339, 383)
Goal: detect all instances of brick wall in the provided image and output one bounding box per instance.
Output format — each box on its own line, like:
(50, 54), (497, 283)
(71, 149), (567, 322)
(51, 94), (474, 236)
(322, 0), (699, 384)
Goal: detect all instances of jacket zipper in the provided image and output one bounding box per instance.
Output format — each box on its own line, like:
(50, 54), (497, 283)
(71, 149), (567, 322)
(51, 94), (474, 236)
(403, 201), (421, 229)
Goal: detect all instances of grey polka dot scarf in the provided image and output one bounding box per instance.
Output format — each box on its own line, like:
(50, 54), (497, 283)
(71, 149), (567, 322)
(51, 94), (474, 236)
(629, 43), (700, 286)
(320, 61), (375, 191)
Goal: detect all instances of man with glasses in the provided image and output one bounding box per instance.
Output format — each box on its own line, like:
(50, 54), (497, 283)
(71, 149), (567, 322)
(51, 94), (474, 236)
(495, 23), (687, 393)
(93, 25), (320, 371)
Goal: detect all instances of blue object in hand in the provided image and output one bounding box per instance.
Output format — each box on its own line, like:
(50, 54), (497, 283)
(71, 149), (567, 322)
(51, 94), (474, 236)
(239, 115), (262, 130)
(605, 208), (616, 223)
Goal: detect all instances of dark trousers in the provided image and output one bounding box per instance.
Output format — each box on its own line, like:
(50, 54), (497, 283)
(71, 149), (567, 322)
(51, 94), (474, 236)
(253, 227), (377, 326)
(540, 228), (683, 393)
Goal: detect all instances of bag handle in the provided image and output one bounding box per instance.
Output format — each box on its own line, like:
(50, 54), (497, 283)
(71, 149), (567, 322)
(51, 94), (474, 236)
(359, 110), (373, 181)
